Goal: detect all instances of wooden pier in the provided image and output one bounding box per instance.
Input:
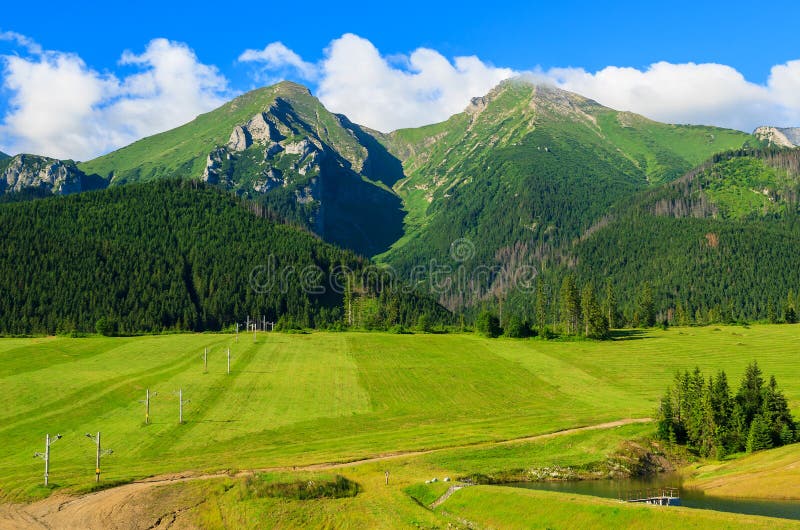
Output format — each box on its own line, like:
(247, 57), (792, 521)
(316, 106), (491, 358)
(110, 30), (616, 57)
(621, 487), (681, 506)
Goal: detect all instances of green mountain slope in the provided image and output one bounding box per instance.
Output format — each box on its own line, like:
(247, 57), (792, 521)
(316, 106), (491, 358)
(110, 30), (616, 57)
(570, 148), (800, 323)
(0, 180), (446, 335)
(79, 81), (405, 256)
(375, 79), (752, 305)
(0, 151), (8, 160)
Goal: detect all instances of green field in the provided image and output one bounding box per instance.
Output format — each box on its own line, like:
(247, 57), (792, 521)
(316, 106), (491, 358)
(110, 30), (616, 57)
(1, 326), (800, 527)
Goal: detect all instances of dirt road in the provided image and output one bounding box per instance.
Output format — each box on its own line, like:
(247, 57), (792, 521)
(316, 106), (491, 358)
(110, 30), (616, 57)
(0, 418), (651, 529)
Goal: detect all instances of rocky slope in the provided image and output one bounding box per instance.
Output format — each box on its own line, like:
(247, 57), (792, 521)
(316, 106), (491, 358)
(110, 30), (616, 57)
(0, 154), (105, 197)
(754, 126), (800, 148)
(79, 82), (404, 256)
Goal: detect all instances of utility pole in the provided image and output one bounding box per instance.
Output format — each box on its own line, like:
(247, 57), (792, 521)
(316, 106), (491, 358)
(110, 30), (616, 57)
(34, 433), (62, 486)
(139, 389), (158, 424)
(246, 315), (250, 334)
(227, 348), (231, 375)
(203, 347), (208, 373)
(253, 323), (256, 341)
(175, 388), (190, 424)
(85, 432), (113, 483)
(235, 323), (239, 342)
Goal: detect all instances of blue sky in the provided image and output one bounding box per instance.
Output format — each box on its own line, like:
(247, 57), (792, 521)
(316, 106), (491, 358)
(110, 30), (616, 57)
(2, 0), (800, 159)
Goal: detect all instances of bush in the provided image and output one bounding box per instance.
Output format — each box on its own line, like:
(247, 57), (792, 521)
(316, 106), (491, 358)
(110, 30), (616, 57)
(504, 316), (531, 338)
(416, 314), (431, 333)
(475, 311), (501, 338)
(95, 317), (114, 336)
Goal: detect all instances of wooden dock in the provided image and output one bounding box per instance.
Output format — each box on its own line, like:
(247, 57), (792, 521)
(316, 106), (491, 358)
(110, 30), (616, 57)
(621, 487), (681, 506)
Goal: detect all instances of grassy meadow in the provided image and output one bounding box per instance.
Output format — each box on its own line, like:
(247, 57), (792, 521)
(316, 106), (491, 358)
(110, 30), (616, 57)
(1, 325), (800, 527)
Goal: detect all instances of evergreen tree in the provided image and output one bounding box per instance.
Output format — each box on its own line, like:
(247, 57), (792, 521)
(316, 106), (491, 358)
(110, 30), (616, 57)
(535, 277), (548, 333)
(637, 281), (656, 327)
(602, 279), (618, 329)
(746, 414), (774, 452)
(559, 275), (581, 335)
(736, 361), (764, 428)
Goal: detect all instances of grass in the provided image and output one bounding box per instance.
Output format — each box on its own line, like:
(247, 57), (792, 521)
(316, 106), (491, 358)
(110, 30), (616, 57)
(684, 443), (800, 500)
(2, 325), (800, 526)
(431, 485), (800, 529)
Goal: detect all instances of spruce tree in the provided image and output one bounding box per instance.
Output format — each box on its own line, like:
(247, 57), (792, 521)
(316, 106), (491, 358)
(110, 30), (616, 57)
(746, 414), (774, 452)
(559, 275), (581, 335)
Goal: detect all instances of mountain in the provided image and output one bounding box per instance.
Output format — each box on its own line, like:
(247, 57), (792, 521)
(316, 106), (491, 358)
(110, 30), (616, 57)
(754, 126), (800, 148)
(0, 179), (447, 335)
(374, 79), (754, 305)
(567, 148), (800, 323)
(79, 81), (404, 256)
(0, 151), (8, 160)
(0, 154), (106, 200)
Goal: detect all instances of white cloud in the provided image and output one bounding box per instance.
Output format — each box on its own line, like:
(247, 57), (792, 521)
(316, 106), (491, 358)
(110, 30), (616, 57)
(0, 31), (42, 55)
(238, 42), (318, 81)
(544, 61), (800, 131)
(317, 34), (515, 132)
(242, 35), (800, 134)
(0, 37), (230, 160)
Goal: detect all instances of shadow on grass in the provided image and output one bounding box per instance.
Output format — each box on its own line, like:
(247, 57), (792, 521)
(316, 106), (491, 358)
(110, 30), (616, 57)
(609, 329), (649, 341)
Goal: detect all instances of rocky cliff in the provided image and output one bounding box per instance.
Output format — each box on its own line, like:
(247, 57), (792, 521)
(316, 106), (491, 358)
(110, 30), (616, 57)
(754, 126), (800, 148)
(0, 154), (105, 196)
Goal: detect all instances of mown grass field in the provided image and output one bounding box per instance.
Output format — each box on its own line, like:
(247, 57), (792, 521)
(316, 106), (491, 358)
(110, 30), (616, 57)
(684, 443), (800, 500)
(1, 325), (800, 527)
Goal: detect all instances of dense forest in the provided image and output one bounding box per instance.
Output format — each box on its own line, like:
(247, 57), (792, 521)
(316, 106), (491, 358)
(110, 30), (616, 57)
(656, 363), (796, 457)
(0, 180), (448, 335)
(492, 148), (800, 329)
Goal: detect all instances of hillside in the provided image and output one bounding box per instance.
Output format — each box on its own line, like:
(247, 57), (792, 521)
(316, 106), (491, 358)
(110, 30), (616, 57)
(570, 149), (800, 323)
(0, 180), (445, 335)
(78, 81), (404, 256)
(0, 326), (798, 526)
(0, 151), (8, 160)
(376, 79), (753, 306)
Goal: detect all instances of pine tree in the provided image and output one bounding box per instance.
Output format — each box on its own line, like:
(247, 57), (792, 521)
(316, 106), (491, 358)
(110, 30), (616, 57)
(559, 275), (581, 335)
(736, 361), (764, 428)
(535, 277), (548, 333)
(638, 282), (656, 327)
(746, 414), (774, 452)
(602, 279), (618, 329)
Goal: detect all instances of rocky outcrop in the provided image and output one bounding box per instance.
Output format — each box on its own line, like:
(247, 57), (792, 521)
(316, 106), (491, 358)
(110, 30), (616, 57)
(754, 126), (800, 148)
(226, 113), (284, 152)
(0, 154), (91, 196)
(201, 148), (228, 184)
(252, 168), (284, 193)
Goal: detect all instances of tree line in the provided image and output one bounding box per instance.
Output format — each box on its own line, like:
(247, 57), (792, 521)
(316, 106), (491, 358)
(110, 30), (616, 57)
(656, 362), (796, 457)
(0, 180), (449, 335)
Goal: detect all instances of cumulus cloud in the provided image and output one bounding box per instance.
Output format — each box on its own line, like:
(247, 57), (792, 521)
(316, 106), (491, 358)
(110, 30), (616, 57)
(0, 36), (230, 160)
(240, 34), (515, 132)
(242, 35), (800, 133)
(545, 61), (800, 131)
(238, 42), (317, 82)
(317, 34), (515, 131)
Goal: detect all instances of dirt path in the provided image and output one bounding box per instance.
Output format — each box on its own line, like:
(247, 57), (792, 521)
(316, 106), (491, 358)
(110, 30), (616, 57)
(0, 418), (651, 529)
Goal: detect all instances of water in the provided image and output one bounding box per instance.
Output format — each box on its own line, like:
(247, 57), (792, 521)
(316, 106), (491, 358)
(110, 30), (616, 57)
(507, 474), (800, 521)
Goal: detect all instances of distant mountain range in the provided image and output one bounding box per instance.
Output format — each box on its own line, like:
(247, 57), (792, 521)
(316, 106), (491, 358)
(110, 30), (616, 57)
(3, 78), (799, 325)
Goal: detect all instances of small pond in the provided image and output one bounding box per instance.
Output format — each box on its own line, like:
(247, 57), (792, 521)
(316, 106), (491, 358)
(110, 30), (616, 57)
(507, 474), (800, 521)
